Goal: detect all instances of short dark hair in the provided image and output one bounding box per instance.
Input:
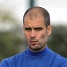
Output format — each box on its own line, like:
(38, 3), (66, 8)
(23, 6), (50, 27)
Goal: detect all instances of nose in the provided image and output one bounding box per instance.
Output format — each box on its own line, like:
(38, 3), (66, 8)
(30, 30), (36, 38)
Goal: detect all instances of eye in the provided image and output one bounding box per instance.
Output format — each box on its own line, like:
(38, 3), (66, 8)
(34, 27), (43, 31)
(25, 28), (32, 31)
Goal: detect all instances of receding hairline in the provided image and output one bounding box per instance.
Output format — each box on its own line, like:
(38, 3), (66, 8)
(23, 6), (50, 27)
(24, 7), (44, 20)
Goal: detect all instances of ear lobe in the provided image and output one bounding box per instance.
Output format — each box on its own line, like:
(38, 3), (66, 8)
(47, 25), (52, 35)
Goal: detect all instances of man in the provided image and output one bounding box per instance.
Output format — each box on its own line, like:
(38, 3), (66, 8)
(0, 6), (67, 67)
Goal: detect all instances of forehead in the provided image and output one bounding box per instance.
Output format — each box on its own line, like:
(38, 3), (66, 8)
(24, 15), (45, 27)
(23, 9), (46, 27)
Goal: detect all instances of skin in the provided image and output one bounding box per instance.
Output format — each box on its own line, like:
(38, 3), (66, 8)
(23, 13), (52, 52)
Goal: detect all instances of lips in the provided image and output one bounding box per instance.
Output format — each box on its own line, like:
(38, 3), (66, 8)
(30, 41), (37, 45)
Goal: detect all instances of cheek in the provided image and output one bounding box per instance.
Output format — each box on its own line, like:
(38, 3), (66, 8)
(24, 33), (29, 40)
(42, 34), (47, 40)
(24, 32), (29, 37)
(39, 32), (47, 41)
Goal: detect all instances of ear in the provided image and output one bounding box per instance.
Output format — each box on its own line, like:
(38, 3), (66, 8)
(47, 25), (52, 35)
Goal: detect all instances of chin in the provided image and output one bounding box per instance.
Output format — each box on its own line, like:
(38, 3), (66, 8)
(30, 47), (42, 52)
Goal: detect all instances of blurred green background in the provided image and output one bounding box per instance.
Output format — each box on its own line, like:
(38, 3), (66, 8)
(0, 0), (67, 61)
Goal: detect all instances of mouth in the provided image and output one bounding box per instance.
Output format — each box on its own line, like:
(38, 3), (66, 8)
(30, 41), (37, 45)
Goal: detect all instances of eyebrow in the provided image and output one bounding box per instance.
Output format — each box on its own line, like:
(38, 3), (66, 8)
(34, 27), (43, 30)
(25, 27), (43, 31)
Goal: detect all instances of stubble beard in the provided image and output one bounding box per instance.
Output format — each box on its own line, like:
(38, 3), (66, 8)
(28, 41), (47, 52)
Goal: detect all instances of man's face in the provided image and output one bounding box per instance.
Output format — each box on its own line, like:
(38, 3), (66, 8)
(23, 15), (51, 52)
